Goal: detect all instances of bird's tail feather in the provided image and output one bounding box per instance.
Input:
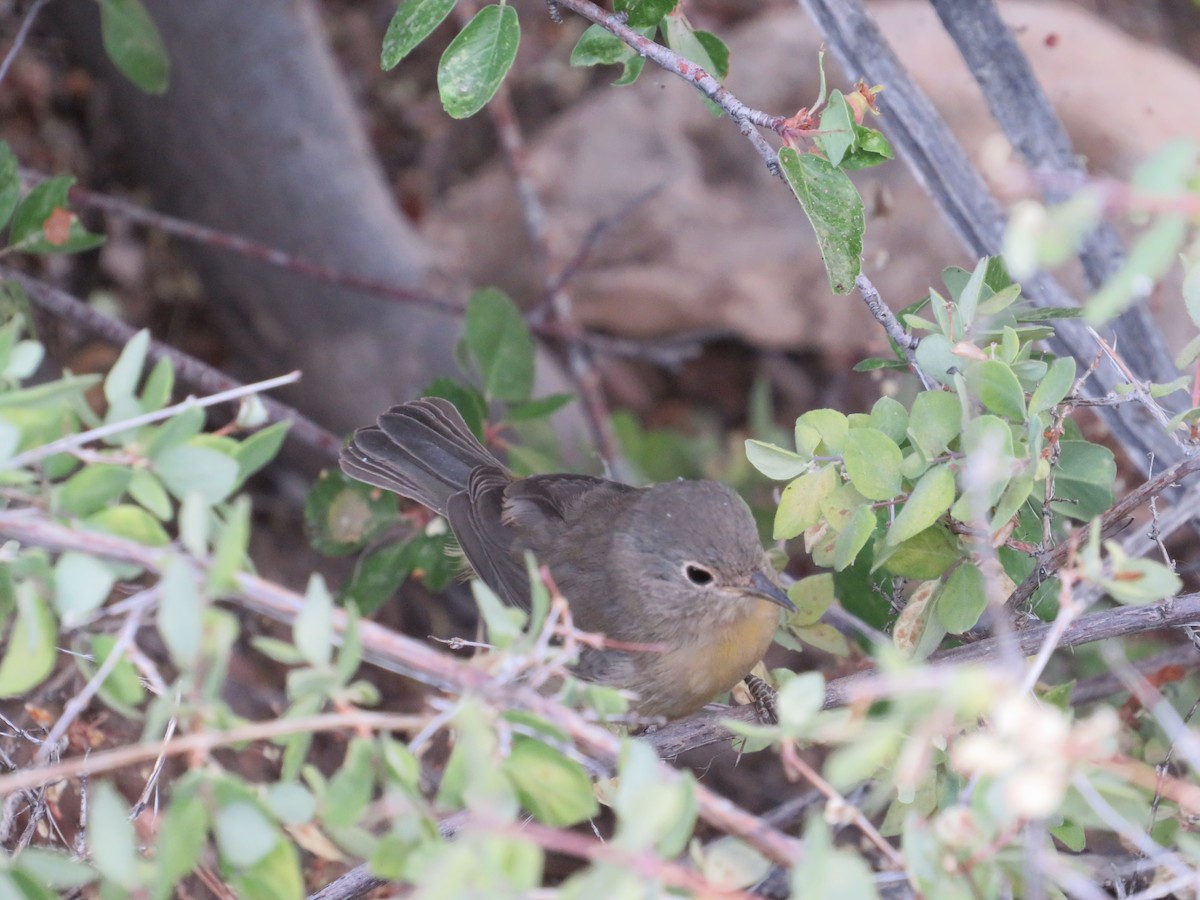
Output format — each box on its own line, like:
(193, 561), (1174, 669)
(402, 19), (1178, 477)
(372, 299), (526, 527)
(339, 398), (504, 515)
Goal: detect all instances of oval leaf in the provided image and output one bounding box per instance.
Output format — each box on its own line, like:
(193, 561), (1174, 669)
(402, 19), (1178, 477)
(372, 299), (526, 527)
(382, 0), (457, 69)
(154, 443), (239, 505)
(437, 5), (520, 119)
(774, 464), (838, 540)
(98, 0), (169, 94)
(464, 288), (535, 403)
(745, 439), (809, 481)
(842, 428), (902, 501)
(777, 147), (863, 294)
(888, 464), (956, 546)
(0, 583), (56, 696)
(965, 359), (1027, 421)
(504, 736), (598, 827)
(1028, 356), (1077, 417)
(936, 563), (987, 634)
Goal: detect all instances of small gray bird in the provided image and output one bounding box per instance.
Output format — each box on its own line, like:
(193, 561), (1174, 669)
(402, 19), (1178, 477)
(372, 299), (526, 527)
(340, 398), (795, 719)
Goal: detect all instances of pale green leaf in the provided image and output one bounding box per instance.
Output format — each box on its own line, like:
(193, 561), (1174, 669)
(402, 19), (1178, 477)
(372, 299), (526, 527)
(841, 428), (902, 501)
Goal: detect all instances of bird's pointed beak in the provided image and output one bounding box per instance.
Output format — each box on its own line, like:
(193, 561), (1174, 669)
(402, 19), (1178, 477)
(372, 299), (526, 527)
(750, 570), (797, 612)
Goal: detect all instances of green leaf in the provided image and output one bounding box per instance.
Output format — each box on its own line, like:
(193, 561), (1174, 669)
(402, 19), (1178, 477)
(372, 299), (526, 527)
(568, 24), (652, 85)
(692, 31), (730, 80)
(877, 525), (959, 580)
(833, 505), (875, 571)
(473, 579), (526, 649)
(869, 396), (908, 445)
(145, 405), (205, 457)
(954, 257), (989, 331)
(264, 782), (316, 826)
(662, 19), (728, 109)
(85, 504), (170, 546)
(128, 469), (172, 520)
(214, 801), (279, 869)
(614, 0), (676, 27)
(464, 287), (535, 403)
(98, 0), (169, 93)
(209, 497), (251, 593)
(160, 558), (203, 668)
(504, 735), (598, 827)
(936, 563), (987, 634)
(0, 143), (19, 231)
(888, 463), (956, 545)
(841, 428), (902, 501)
(325, 738), (377, 827)
(154, 443), (240, 505)
(295, 575), (334, 668)
(612, 739), (697, 855)
(815, 90), (855, 167)
(381, 0), (457, 69)
(777, 147), (864, 294)
(103, 328), (150, 410)
(839, 124), (893, 170)
(1099, 544), (1182, 605)
(774, 464), (838, 540)
(744, 439), (809, 480)
(796, 408), (848, 455)
(570, 24), (629, 66)
(791, 817), (879, 899)
(11, 849), (94, 891)
(232, 421), (288, 488)
(1086, 214), (1188, 324)
(506, 393), (575, 422)
(90, 632), (146, 709)
(88, 782), (140, 888)
(1052, 441), (1115, 520)
(154, 794), (209, 893)
(9, 176), (104, 254)
(964, 359), (1027, 421)
(139, 355), (174, 412)
(0, 582), (56, 696)
(1028, 356), (1076, 417)
(437, 5), (520, 120)
(229, 835), (304, 900)
(340, 540), (411, 615)
(54, 552), (116, 624)
(787, 573), (834, 628)
(773, 671), (826, 738)
(305, 469), (398, 556)
(914, 333), (959, 386)
(58, 464), (133, 517)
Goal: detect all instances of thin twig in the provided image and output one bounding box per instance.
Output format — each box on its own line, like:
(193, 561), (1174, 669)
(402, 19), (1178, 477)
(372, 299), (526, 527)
(0, 0), (51, 87)
(779, 742), (904, 868)
(0, 711), (427, 797)
(33, 588), (159, 764)
(7, 370), (300, 469)
(2, 267), (344, 460)
(475, 816), (757, 898)
(1006, 452), (1200, 610)
(855, 272), (932, 389)
(23, 171), (705, 367)
(550, 0), (785, 173)
(464, 10), (626, 478)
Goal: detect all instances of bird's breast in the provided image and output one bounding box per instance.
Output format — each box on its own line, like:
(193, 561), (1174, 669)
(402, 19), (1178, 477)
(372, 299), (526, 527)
(643, 600), (780, 719)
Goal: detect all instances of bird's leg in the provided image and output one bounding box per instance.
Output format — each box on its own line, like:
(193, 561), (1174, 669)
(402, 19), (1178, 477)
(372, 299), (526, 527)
(743, 673), (779, 725)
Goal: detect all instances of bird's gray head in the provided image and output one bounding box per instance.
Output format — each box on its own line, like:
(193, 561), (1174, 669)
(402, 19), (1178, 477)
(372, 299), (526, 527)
(613, 480), (794, 622)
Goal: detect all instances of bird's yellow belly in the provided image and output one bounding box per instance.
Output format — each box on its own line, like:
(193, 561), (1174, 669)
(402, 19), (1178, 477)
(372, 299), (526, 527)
(647, 603), (779, 719)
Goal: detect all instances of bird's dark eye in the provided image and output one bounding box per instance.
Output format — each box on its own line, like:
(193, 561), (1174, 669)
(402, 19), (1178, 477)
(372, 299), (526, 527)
(684, 564), (715, 586)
